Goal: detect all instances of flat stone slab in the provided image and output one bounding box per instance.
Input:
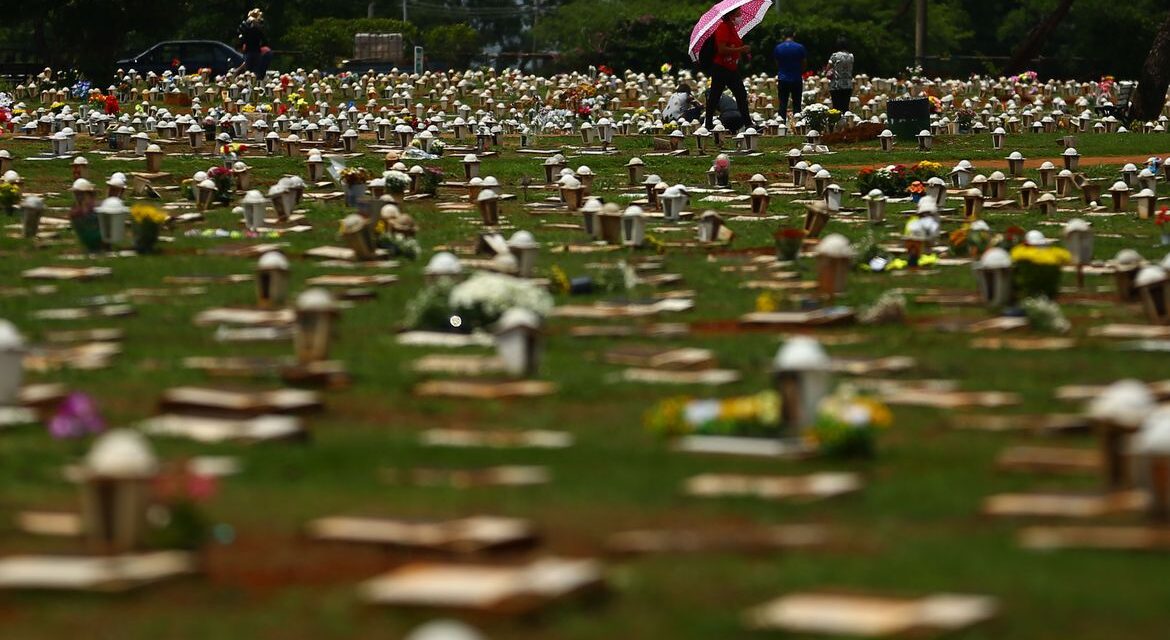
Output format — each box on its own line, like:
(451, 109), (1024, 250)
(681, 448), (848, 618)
(746, 591), (998, 637)
(685, 472), (862, 501)
(0, 552), (197, 592)
(308, 515), (537, 553)
(358, 557), (604, 614)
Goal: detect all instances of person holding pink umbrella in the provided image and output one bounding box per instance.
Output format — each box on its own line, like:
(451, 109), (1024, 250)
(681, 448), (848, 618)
(689, 0), (773, 131)
(700, 8), (752, 130)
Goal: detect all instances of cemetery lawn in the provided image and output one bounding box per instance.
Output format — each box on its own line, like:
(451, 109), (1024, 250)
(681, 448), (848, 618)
(3, 131), (1170, 639)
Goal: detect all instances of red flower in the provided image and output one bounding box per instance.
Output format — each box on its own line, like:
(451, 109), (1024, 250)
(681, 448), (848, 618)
(103, 94), (120, 115)
(1157, 207), (1170, 226)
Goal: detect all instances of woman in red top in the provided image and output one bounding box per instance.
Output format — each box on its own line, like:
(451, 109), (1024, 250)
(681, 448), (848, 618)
(703, 7), (752, 131)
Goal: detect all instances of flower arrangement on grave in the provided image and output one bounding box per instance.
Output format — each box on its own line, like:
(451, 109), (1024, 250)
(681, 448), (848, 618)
(384, 169), (410, 194)
(0, 100), (12, 134)
(863, 254), (938, 272)
(340, 166), (371, 186)
(1001, 225), (1027, 251)
(147, 461), (216, 550)
(378, 232), (420, 260)
(1156, 206), (1170, 245)
(1021, 296), (1071, 333)
(70, 79), (91, 99)
(420, 166), (444, 195)
(103, 94), (120, 115)
(643, 391), (781, 437)
(1009, 70), (1039, 85)
(927, 95), (943, 114)
(70, 203), (103, 252)
(206, 166), (233, 203)
(130, 204), (168, 254)
(405, 271), (554, 332)
(0, 181), (20, 215)
(87, 91), (107, 111)
(548, 262), (637, 296)
(955, 108), (976, 130)
(857, 161), (944, 197)
(291, 94), (310, 116)
(949, 223), (992, 258)
(1099, 75), (1116, 95)
(800, 103), (841, 132)
(806, 385), (892, 458)
(220, 142), (247, 160)
(908, 180), (925, 202)
(755, 291), (780, 312)
(429, 139), (447, 155)
(774, 227), (806, 261)
(372, 216), (420, 259)
(859, 290), (907, 324)
(48, 392), (105, 441)
(1011, 244), (1071, 299)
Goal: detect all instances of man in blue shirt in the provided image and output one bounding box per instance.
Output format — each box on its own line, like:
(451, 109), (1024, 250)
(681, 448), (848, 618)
(772, 28), (806, 123)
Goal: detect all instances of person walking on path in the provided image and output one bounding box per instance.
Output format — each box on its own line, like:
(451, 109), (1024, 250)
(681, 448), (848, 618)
(826, 38), (855, 112)
(772, 28), (806, 123)
(237, 8), (273, 77)
(701, 7), (753, 132)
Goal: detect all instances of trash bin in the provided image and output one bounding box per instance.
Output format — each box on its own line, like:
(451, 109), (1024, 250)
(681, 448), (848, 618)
(887, 98), (930, 140)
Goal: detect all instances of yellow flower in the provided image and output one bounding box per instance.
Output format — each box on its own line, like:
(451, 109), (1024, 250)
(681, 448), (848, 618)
(860, 398), (894, 428)
(550, 265), (571, 294)
(130, 204), (168, 225)
(1010, 245), (1072, 266)
(755, 291), (777, 312)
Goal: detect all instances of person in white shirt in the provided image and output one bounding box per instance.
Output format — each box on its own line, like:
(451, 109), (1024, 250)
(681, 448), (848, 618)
(663, 84), (701, 122)
(825, 38), (855, 112)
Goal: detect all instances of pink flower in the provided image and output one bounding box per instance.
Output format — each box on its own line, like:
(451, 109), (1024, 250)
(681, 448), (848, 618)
(48, 393), (105, 439)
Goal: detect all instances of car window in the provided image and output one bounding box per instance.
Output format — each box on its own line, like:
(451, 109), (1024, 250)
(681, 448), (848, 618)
(143, 43), (183, 66)
(183, 44), (217, 69)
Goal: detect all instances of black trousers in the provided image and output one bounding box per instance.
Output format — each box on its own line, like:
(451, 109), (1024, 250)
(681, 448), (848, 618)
(704, 65), (750, 130)
(777, 80), (802, 121)
(830, 88), (852, 112)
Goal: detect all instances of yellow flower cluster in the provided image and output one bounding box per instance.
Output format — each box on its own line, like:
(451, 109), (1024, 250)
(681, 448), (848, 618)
(550, 265), (571, 295)
(1011, 244), (1072, 266)
(720, 391), (780, 426)
(917, 160), (943, 172)
(755, 291), (778, 312)
(130, 204), (168, 225)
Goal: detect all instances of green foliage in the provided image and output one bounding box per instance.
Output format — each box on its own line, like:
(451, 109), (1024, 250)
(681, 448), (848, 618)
(284, 18), (419, 70)
(423, 23), (479, 69)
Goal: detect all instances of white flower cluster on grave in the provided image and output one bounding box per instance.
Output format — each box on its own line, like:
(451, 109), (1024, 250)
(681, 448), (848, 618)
(449, 271), (554, 320)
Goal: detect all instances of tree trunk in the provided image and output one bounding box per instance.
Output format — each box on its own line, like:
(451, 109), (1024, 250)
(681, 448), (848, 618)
(1002, 0), (1075, 76)
(1130, 12), (1170, 122)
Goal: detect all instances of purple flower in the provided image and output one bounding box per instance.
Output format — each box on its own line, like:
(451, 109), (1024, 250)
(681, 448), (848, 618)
(48, 392), (105, 439)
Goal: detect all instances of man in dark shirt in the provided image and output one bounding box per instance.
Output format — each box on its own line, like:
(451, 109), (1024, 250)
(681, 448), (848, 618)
(772, 28), (806, 123)
(238, 8), (273, 77)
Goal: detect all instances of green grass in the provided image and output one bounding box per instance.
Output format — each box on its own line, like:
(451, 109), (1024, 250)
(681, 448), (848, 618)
(2, 127), (1170, 639)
